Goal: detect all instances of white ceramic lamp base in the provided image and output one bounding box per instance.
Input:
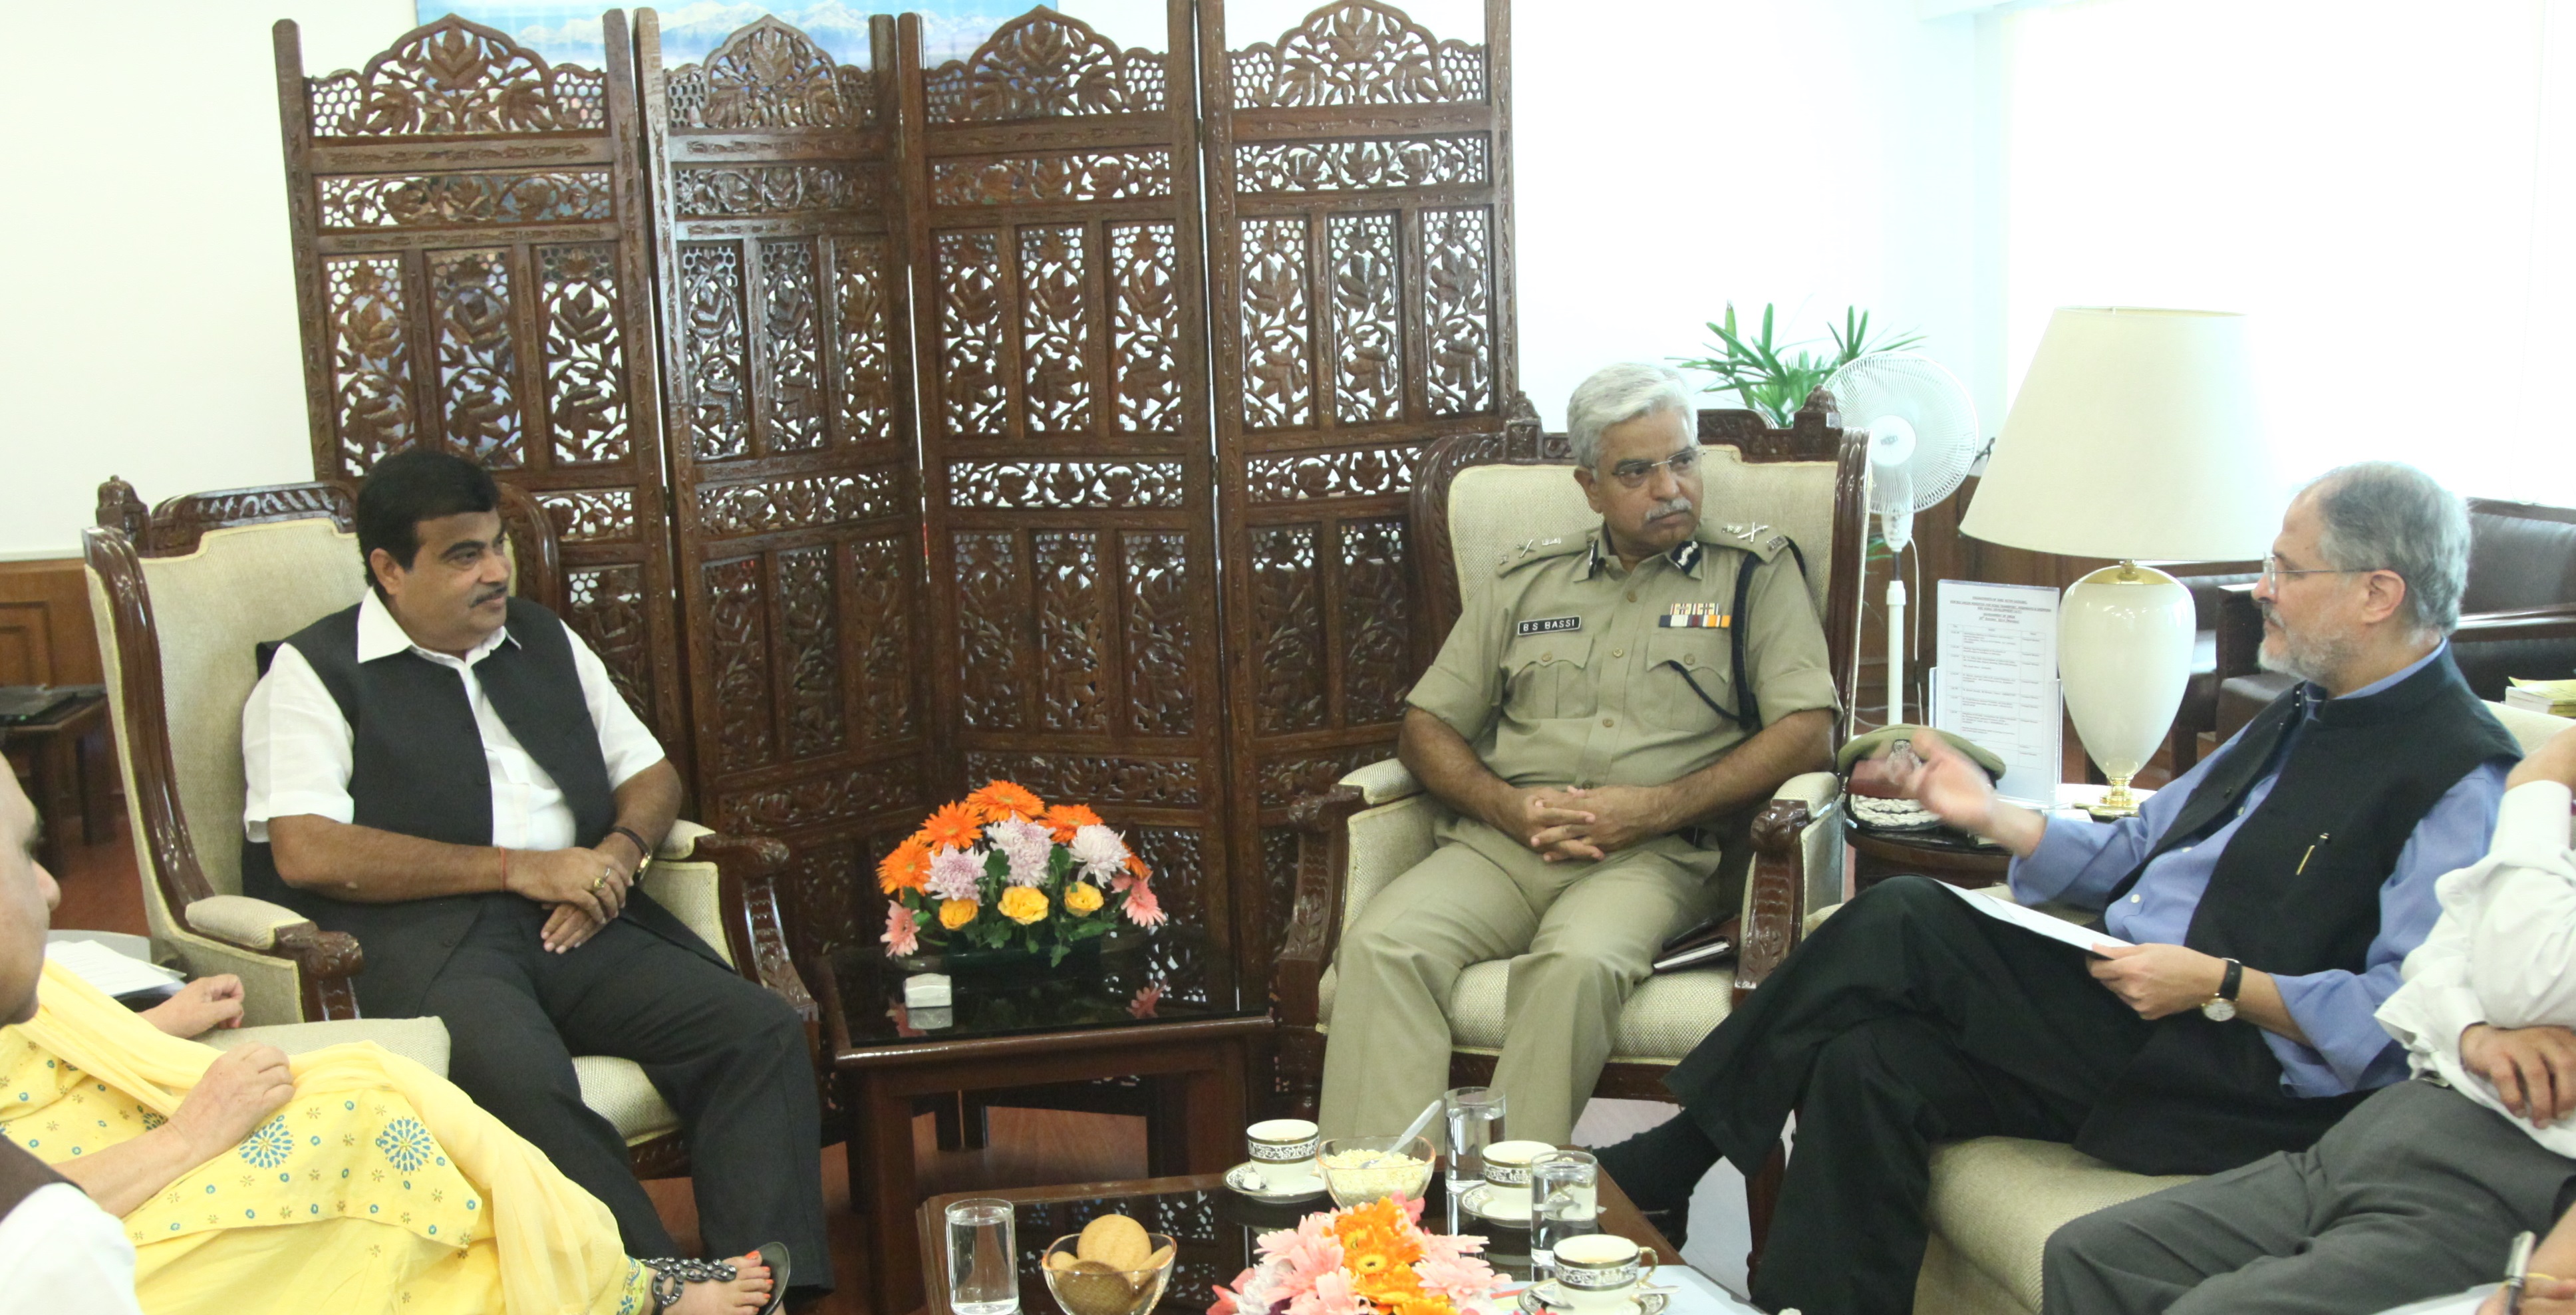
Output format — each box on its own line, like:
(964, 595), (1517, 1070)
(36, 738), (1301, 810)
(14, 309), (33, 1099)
(2059, 563), (2195, 819)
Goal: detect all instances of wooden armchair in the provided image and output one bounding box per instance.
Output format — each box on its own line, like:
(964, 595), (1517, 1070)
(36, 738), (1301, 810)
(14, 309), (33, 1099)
(1274, 390), (1865, 1124)
(82, 477), (809, 1175)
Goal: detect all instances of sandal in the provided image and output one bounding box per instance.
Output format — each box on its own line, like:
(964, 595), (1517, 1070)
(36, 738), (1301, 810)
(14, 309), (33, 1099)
(643, 1241), (792, 1315)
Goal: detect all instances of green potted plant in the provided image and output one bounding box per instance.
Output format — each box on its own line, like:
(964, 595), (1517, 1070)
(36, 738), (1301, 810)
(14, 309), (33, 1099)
(1674, 302), (1924, 427)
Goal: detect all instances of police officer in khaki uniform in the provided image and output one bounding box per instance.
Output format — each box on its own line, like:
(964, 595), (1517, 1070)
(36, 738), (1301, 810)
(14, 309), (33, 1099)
(1319, 363), (1840, 1146)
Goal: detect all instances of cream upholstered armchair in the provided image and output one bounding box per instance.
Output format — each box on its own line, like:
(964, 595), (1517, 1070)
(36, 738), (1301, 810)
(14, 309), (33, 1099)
(1906, 698), (2576, 1315)
(82, 477), (809, 1175)
(1274, 394), (1866, 1123)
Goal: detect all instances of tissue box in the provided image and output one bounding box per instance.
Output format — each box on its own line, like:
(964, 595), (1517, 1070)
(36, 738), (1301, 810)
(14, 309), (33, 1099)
(903, 973), (952, 1008)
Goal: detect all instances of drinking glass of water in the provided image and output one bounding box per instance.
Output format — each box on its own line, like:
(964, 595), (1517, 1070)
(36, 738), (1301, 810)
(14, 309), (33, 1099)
(1529, 1149), (1600, 1274)
(946, 1197), (1019, 1315)
(1443, 1086), (1505, 1195)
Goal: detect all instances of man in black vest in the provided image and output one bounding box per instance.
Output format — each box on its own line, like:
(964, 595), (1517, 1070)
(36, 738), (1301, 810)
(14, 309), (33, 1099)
(1592, 461), (2521, 1315)
(237, 451), (826, 1292)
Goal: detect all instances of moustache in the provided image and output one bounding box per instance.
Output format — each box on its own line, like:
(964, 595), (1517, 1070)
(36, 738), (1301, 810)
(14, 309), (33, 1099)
(472, 587), (508, 607)
(1647, 500), (1694, 521)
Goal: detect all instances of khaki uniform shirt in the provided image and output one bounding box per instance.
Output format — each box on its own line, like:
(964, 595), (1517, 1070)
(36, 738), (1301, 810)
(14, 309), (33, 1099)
(1408, 522), (1840, 796)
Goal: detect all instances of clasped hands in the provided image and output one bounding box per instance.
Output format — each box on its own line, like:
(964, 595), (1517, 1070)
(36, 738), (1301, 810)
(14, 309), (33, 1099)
(501, 842), (641, 953)
(1495, 784), (1673, 863)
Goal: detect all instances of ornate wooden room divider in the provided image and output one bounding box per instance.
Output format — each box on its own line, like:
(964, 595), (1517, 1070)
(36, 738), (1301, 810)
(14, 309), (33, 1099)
(273, 14), (689, 756)
(274, 4), (1519, 1027)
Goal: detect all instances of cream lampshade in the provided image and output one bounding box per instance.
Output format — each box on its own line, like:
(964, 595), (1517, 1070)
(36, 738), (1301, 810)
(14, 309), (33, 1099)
(1961, 307), (2279, 817)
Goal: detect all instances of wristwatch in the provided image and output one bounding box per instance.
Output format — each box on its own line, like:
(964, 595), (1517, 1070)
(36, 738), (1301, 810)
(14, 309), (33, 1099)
(2202, 958), (2244, 1022)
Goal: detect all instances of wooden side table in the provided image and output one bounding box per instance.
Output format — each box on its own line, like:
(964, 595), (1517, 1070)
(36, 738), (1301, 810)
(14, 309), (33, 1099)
(1847, 783), (2158, 897)
(2, 692), (111, 872)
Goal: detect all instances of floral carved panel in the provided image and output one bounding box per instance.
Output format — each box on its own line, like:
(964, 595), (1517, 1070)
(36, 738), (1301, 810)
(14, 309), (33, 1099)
(322, 170), (613, 229)
(717, 760), (922, 835)
(1127, 827), (1207, 929)
(679, 243), (752, 460)
(848, 534), (919, 743)
(565, 565), (653, 721)
(923, 10), (1169, 123)
(698, 470), (903, 536)
(1034, 531), (1109, 732)
(1421, 208), (1495, 416)
(1109, 223), (1184, 436)
(833, 237), (895, 444)
(778, 545), (845, 761)
(323, 255), (413, 478)
(674, 164), (875, 219)
(1019, 225), (1092, 436)
(1338, 517), (1411, 725)
(1123, 531), (1195, 736)
(947, 461), (1187, 510)
(705, 555), (776, 773)
(1244, 444), (1422, 503)
(428, 248), (522, 468)
(1255, 744), (1390, 809)
(1233, 137), (1487, 194)
(1327, 213), (1401, 424)
(1250, 525), (1326, 733)
(537, 243), (631, 465)
(1240, 218), (1314, 431)
(937, 231), (1007, 438)
(954, 530), (1026, 730)
(307, 18), (607, 137)
(960, 752), (1205, 807)
(1228, 1), (1485, 108)
(761, 240), (827, 452)
(930, 150), (1175, 206)
(537, 490), (635, 543)
(666, 18), (873, 130)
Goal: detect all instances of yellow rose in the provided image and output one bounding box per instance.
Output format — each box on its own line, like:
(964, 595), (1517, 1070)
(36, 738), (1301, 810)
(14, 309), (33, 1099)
(938, 898), (979, 930)
(998, 885), (1050, 925)
(1064, 881), (1104, 915)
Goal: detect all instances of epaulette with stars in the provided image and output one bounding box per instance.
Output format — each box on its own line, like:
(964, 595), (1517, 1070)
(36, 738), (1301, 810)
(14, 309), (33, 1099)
(1494, 533), (1592, 576)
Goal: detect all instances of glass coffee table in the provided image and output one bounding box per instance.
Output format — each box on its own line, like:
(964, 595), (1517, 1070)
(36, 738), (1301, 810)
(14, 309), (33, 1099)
(817, 927), (1270, 1315)
(916, 1169), (1687, 1315)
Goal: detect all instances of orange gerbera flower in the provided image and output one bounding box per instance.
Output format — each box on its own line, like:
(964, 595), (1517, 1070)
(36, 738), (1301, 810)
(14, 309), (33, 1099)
(1040, 803), (1103, 843)
(1124, 852), (1151, 881)
(919, 801), (983, 851)
(877, 837), (932, 893)
(966, 780), (1046, 823)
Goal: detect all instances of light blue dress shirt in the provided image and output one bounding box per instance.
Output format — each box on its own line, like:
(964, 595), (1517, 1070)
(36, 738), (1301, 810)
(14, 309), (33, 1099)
(2008, 643), (2513, 1097)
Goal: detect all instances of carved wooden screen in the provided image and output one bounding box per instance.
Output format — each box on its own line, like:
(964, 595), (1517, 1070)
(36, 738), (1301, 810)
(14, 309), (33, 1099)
(638, 13), (934, 966)
(896, 3), (1234, 950)
(1197, 0), (1518, 987)
(273, 14), (688, 750)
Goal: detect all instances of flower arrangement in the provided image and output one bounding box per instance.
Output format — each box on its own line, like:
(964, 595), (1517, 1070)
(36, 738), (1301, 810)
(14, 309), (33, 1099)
(1210, 1198), (1503, 1315)
(879, 780), (1166, 966)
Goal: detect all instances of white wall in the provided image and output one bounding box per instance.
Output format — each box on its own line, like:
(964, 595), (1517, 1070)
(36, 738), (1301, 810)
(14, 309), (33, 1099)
(0, 1), (417, 559)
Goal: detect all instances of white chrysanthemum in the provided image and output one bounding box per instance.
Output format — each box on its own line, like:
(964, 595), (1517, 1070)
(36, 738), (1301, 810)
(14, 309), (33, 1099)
(1069, 823), (1131, 884)
(986, 817), (1053, 887)
(925, 845), (984, 901)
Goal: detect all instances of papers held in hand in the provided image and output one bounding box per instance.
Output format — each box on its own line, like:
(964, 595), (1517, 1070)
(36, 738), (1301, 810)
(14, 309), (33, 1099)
(46, 938), (187, 1008)
(1939, 882), (2132, 955)
(1652, 915), (1739, 973)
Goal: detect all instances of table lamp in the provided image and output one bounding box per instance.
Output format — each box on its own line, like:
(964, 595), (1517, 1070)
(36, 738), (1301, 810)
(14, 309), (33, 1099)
(1960, 307), (2279, 817)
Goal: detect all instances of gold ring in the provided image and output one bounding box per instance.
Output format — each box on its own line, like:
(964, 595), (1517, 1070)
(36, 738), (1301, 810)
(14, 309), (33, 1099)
(591, 872), (608, 892)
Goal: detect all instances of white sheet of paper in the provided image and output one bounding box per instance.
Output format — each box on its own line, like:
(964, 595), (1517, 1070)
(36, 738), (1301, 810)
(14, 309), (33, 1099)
(1943, 883), (2131, 954)
(45, 938), (183, 996)
(1933, 580), (2064, 806)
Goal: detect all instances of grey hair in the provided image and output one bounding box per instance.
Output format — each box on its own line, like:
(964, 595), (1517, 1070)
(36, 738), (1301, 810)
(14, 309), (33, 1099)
(1566, 363), (1696, 470)
(2302, 461), (2471, 634)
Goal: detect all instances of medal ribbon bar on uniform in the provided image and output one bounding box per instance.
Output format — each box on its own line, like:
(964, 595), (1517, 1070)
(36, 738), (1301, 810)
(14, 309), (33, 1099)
(1660, 603), (1729, 629)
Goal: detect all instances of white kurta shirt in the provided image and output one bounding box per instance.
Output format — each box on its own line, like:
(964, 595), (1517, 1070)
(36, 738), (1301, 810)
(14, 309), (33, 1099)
(0, 1183), (145, 1314)
(241, 591), (666, 850)
(2376, 778), (2576, 1155)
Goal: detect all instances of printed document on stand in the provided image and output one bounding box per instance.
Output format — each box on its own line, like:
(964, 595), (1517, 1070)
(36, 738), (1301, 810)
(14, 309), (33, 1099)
(1932, 580), (2063, 807)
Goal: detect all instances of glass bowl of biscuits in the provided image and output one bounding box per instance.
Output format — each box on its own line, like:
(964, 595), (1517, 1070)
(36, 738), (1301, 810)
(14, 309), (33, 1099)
(1042, 1215), (1175, 1315)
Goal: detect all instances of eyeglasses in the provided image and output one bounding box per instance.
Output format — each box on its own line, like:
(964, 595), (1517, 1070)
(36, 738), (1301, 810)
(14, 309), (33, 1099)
(1605, 446), (1702, 490)
(2261, 554), (2386, 585)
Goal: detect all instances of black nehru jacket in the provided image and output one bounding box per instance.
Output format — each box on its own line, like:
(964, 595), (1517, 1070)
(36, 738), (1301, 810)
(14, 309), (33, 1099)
(2075, 650), (2521, 1175)
(239, 597), (724, 1018)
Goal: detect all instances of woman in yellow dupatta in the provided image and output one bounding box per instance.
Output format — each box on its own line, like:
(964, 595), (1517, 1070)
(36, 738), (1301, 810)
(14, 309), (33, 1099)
(3, 959), (778, 1315)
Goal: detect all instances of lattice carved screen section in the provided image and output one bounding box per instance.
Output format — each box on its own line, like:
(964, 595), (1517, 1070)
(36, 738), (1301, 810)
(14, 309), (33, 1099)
(275, 14), (688, 754)
(641, 13), (934, 968)
(901, 1), (1235, 959)
(1199, 0), (1518, 998)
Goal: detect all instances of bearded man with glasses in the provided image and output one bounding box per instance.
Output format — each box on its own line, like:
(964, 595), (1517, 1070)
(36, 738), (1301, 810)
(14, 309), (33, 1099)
(1315, 362), (1840, 1147)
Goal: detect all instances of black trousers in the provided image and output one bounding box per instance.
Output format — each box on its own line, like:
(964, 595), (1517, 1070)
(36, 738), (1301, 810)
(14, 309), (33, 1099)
(417, 899), (830, 1289)
(1664, 875), (2154, 1315)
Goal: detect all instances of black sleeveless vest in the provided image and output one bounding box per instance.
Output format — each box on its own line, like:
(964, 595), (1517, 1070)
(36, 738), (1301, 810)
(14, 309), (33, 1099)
(2073, 650), (2521, 1174)
(241, 597), (718, 1018)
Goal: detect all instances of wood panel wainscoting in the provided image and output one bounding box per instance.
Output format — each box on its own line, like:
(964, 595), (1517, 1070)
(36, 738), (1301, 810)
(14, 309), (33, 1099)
(0, 556), (120, 861)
